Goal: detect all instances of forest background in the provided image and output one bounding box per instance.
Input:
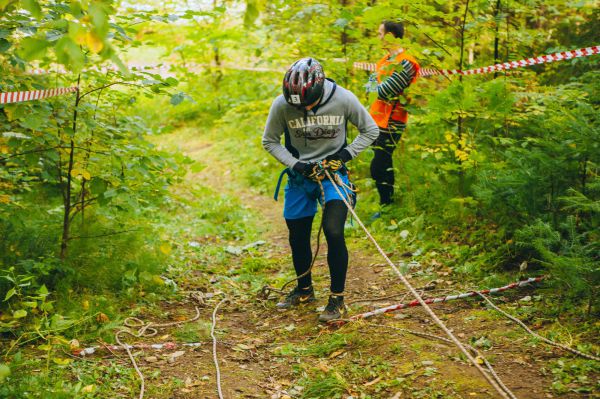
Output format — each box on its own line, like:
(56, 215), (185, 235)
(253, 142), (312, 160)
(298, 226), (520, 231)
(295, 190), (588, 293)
(0, 0), (598, 397)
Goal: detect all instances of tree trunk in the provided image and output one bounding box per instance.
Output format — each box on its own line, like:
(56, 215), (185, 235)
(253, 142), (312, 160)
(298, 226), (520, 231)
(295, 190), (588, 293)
(60, 75), (81, 259)
(457, 0), (470, 196)
(493, 0), (501, 78)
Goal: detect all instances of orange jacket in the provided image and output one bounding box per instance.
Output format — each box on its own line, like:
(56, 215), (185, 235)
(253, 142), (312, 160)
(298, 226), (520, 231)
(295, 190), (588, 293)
(369, 52), (420, 128)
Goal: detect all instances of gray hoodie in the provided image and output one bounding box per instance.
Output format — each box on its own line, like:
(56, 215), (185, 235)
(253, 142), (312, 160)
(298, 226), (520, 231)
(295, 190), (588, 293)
(262, 79), (379, 169)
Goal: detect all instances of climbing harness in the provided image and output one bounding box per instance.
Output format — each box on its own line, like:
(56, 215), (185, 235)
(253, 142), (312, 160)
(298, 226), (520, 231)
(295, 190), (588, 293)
(321, 169), (513, 399)
(260, 163), (357, 300)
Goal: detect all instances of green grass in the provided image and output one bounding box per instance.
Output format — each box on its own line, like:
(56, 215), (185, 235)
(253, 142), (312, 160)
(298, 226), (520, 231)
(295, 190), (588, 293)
(300, 372), (348, 399)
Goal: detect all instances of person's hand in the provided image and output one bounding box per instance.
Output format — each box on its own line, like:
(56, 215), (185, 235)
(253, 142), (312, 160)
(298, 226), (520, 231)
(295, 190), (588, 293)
(293, 161), (322, 181)
(323, 149), (352, 172)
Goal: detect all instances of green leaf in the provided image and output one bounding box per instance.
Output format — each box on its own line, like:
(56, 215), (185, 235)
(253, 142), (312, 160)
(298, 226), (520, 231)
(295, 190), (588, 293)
(165, 77), (178, 86)
(170, 92), (185, 106)
(88, 2), (109, 37)
(38, 284), (48, 295)
(12, 309), (27, 319)
(55, 37), (84, 72)
(110, 53), (130, 76)
(0, 38), (11, 53)
(89, 178), (107, 195)
(0, 364), (10, 383)
(244, 0), (259, 27)
(40, 301), (54, 312)
(22, 301), (38, 308)
(22, 0), (42, 19)
(18, 37), (49, 61)
(4, 287), (15, 301)
(191, 162), (206, 173)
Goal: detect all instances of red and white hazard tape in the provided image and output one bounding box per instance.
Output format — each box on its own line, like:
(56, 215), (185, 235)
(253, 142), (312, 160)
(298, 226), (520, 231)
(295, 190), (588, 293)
(338, 276), (544, 324)
(0, 86), (78, 105)
(75, 341), (202, 356)
(354, 45), (600, 76)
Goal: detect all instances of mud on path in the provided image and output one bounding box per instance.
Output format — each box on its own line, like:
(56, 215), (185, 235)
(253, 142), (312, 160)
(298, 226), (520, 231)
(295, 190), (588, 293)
(124, 132), (594, 399)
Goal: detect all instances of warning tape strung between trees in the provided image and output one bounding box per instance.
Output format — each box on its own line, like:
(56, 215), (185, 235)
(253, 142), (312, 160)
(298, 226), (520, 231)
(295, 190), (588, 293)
(354, 45), (600, 76)
(0, 62), (277, 106)
(339, 276), (544, 324)
(3, 45), (597, 105)
(0, 86), (78, 105)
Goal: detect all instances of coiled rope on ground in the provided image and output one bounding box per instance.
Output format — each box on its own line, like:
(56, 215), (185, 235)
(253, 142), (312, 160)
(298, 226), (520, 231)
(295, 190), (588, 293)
(115, 301), (201, 399)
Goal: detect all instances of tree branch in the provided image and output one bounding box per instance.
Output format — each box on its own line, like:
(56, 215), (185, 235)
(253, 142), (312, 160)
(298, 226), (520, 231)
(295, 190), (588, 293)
(69, 229), (139, 240)
(0, 146), (60, 161)
(79, 82), (148, 101)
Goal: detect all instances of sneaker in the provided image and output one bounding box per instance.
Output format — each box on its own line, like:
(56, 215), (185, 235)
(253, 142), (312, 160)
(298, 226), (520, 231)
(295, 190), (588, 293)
(276, 286), (316, 309)
(318, 295), (347, 322)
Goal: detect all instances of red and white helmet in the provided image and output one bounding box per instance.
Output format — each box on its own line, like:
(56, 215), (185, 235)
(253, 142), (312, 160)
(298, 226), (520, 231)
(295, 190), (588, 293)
(282, 58), (325, 107)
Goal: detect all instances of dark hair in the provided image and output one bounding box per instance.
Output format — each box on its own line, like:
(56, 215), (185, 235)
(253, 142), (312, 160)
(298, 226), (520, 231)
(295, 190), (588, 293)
(382, 21), (404, 39)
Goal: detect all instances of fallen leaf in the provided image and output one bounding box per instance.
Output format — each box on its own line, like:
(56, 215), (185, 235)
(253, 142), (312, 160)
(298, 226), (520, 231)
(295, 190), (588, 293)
(82, 384), (95, 393)
(317, 362), (330, 373)
(364, 376), (382, 386)
(519, 261), (528, 272)
(329, 349), (345, 359)
(520, 295), (532, 302)
(96, 313), (109, 323)
(167, 350), (185, 363)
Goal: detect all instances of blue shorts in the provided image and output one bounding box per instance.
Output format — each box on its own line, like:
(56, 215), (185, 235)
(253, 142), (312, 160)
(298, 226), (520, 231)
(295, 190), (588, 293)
(283, 170), (356, 220)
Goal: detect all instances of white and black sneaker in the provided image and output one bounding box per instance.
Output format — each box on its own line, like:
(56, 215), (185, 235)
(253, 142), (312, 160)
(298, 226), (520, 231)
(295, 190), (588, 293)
(276, 286), (316, 309)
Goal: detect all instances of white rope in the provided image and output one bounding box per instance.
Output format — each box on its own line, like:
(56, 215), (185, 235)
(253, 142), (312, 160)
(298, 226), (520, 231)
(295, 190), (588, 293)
(478, 293), (600, 361)
(377, 324), (517, 399)
(115, 305), (201, 399)
(115, 330), (147, 399)
(323, 169), (513, 399)
(211, 298), (228, 399)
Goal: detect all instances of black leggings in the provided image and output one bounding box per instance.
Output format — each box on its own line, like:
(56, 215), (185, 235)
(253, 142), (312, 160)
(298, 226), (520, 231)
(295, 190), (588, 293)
(285, 200), (349, 294)
(370, 131), (402, 205)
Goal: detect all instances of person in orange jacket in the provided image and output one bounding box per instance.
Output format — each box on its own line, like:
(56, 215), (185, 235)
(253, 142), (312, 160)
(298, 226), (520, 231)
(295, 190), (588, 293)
(368, 21), (420, 216)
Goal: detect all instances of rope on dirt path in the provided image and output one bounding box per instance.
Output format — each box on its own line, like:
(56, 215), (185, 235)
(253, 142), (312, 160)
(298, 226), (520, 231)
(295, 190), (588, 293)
(259, 179), (327, 300)
(343, 277), (544, 321)
(322, 169), (513, 399)
(211, 297), (229, 399)
(375, 324), (517, 399)
(477, 293), (600, 361)
(115, 299), (202, 399)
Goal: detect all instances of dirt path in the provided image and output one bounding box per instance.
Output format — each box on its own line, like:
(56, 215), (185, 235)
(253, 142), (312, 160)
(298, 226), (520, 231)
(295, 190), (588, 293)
(127, 130), (595, 399)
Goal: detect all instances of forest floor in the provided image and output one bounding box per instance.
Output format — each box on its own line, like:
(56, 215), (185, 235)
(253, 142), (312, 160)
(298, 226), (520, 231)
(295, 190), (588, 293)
(82, 126), (598, 399)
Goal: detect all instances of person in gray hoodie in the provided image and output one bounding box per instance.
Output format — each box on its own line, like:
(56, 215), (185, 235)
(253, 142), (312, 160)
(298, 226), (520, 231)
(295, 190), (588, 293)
(262, 57), (379, 322)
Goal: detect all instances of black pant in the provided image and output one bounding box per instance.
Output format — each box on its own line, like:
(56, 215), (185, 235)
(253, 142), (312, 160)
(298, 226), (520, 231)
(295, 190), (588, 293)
(285, 200), (348, 294)
(370, 131), (402, 205)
